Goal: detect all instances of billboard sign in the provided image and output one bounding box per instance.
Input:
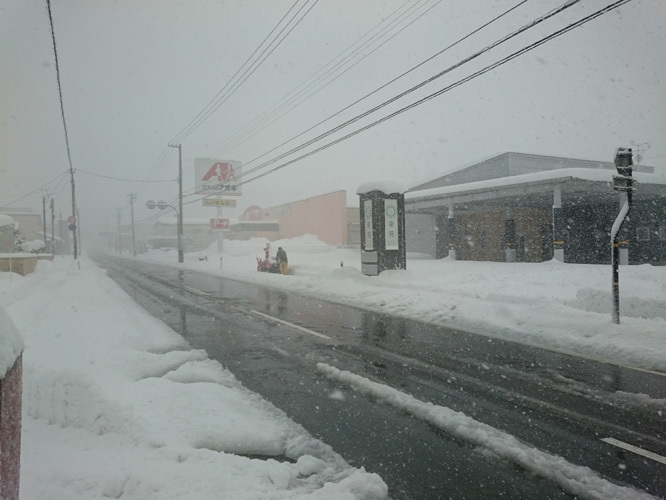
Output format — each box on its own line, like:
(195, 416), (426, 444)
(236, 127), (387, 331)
(210, 218), (230, 231)
(195, 158), (242, 196)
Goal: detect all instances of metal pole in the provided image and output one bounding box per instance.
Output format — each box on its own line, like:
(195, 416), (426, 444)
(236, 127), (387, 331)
(129, 194), (137, 257)
(77, 208), (82, 255)
(610, 148), (634, 324)
(70, 167), (78, 259)
(168, 143), (184, 263)
(117, 209), (122, 254)
(50, 198), (55, 255)
(42, 195), (48, 252)
(611, 200), (629, 324)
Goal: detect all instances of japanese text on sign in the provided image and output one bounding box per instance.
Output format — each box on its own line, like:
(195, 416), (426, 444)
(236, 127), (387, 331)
(384, 199), (398, 250)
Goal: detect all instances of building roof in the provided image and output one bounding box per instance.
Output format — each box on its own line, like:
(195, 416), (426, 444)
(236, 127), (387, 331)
(406, 162), (666, 214)
(408, 152), (656, 193)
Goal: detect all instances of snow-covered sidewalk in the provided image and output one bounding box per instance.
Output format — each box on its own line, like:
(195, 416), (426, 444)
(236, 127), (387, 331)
(0, 257), (387, 499)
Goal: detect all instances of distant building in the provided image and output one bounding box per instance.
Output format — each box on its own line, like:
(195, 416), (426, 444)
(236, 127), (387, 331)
(0, 208), (42, 244)
(0, 215), (15, 253)
(152, 218), (218, 253)
(233, 190), (360, 246)
(405, 152), (666, 265)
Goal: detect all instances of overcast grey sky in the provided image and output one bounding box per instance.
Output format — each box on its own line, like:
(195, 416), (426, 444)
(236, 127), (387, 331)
(1, 0), (664, 234)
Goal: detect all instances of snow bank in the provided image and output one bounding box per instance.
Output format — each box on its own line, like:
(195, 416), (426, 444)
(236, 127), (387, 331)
(318, 363), (656, 500)
(140, 242), (666, 373)
(1, 258), (387, 500)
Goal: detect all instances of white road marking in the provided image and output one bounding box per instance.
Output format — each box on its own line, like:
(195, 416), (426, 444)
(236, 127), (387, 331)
(601, 437), (666, 465)
(249, 309), (332, 340)
(177, 286), (332, 340)
(183, 286), (210, 297)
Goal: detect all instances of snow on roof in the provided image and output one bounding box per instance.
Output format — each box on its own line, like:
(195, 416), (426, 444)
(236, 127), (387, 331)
(406, 168), (666, 200)
(0, 214), (15, 227)
(356, 180), (407, 195)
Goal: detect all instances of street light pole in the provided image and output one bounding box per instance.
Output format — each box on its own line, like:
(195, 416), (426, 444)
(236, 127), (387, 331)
(168, 143), (184, 263)
(128, 193), (137, 257)
(611, 147), (634, 324)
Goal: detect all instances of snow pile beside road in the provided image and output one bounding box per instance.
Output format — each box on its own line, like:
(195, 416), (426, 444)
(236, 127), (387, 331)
(1, 258), (388, 500)
(317, 363), (656, 500)
(140, 236), (666, 372)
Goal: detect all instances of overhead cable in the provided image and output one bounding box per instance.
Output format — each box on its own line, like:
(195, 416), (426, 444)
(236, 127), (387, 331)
(77, 169), (175, 183)
(230, 0), (528, 173)
(207, 0), (441, 157)
(239, 0), (631, 186)
(169, 0), (319, 144)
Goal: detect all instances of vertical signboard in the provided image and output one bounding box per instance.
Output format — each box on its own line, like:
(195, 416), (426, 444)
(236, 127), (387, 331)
(194, 159), (243, 196)
(384, 199), (398, 250)
(363, 199), (374, 251)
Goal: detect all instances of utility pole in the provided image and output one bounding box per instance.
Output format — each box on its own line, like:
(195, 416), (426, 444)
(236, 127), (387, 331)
(59, 212), (64, 256)
(42, 194), (48, 252)
(129, 194), (137, 257)
(116, 209), (122, 254)
(70, 168), (78, 259)
(50, 198), (55, 255)
(168, 143), (184, 263)
(631, 141), (650, 169)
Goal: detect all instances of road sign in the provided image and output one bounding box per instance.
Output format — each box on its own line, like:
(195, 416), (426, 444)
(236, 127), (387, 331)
(68, 224), (76, 231)
(67, 216), (76, 224)
(146, 200), (156, 209)
(210, 218), (230, 231)
(203, 198), (237, 208)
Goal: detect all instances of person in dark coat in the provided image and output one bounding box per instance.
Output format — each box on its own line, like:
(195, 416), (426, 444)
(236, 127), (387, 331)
(276, 247), (288, 275)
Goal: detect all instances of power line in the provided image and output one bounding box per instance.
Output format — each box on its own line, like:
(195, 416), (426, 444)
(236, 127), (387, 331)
(133, 0), (319, 209)
(239, 0), (581, 182)
(0, 170), (69, 210)
(169, 0), (319, 144)
(77, 169), (175, 183)
(240, 0), (632, 186)
(207, 0), (441, 158)
(46, 0), (79, 258)
(227, 0), (528, 175)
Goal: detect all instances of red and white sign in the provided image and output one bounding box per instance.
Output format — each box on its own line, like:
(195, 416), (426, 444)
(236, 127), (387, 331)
(195, 158), (243, 196)
(210, 218), (230, 231)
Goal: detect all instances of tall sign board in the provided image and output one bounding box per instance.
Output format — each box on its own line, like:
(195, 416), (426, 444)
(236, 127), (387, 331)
(357, 182), (406, 276)
(194, 159), (243, 196)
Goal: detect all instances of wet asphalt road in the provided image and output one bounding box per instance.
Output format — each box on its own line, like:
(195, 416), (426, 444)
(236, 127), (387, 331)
(94, 253), (666, 499)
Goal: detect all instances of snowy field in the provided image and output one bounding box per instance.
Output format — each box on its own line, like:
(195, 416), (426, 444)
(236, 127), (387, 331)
(1, 235), (665, 499)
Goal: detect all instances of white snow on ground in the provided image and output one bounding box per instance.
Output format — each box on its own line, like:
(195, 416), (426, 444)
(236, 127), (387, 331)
(155, 235), (666, 373)
(1, 234), (665, 499)
(0, 256), (387, 500)
(317, 363), (657, 500)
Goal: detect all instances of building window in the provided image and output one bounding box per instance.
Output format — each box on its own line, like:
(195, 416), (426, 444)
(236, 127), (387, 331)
(636, 227), (650, 242)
